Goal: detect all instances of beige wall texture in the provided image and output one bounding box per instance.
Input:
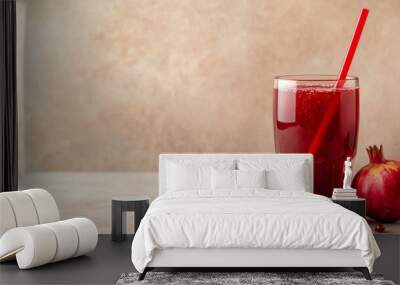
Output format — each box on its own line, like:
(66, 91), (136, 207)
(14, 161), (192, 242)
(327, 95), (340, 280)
(18, 0), (400, 232)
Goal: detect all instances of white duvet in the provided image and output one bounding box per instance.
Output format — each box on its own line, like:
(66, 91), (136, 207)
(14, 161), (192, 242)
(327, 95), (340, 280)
(131, 189), (380, 272)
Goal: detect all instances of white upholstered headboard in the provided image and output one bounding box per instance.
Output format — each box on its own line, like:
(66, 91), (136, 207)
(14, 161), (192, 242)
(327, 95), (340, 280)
(159, 153), (313, 195)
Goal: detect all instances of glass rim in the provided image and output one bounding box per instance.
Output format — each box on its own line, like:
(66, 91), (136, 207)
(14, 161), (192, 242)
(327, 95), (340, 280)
(274, 74), (358, 82)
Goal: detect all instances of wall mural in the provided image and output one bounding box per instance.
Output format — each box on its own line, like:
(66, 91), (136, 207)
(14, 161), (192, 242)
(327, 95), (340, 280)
(21, 0), (400, 172)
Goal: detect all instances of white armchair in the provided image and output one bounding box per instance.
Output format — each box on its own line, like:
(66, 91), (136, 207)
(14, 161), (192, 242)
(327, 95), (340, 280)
(0, 189), (98, 269)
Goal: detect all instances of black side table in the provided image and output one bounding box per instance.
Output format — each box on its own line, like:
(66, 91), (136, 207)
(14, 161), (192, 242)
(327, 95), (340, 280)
(331, 198), (366, 218)
(112, 197), (149, 242)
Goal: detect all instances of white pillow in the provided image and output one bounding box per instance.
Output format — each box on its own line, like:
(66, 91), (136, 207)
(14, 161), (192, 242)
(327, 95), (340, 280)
(167, 163), (211, 191)
(166, 160), (235, 191)
(211, 169), (236, 189)
(266, 167), (306, 191)
(237, 169), (267, 188)
(238, 159), (307, 191)
(211, 169), (267, 190)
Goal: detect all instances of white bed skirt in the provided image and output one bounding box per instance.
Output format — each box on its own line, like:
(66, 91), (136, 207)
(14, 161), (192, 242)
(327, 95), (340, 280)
(148, 248), (366, 268)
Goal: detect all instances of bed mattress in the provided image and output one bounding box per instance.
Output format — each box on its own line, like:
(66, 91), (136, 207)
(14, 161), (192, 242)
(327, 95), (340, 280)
(131, 189), (380, 273)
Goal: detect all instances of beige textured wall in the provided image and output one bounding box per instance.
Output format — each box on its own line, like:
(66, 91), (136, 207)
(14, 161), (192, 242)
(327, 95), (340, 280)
(22, 0), (400, 172)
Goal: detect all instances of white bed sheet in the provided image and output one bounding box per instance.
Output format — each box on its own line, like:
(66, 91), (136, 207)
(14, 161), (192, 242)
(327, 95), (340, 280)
(131, 189), (380, 273)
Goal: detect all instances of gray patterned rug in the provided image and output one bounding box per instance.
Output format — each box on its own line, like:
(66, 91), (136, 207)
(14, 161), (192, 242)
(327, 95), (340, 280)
(116, 272), (396, 285)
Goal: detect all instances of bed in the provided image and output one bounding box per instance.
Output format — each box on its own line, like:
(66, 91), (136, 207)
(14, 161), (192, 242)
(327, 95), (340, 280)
(131, 154), (380, 280)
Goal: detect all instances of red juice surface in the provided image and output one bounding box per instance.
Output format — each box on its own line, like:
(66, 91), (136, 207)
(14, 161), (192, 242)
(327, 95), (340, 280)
(273, 86), (359, 197)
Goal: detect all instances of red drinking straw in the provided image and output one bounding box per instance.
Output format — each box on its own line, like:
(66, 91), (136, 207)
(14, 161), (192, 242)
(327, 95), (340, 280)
(308, 8), (369, 154)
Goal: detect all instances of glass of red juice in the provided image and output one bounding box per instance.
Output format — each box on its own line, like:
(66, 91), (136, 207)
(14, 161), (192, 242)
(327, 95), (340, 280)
(273, 75), (359, 197)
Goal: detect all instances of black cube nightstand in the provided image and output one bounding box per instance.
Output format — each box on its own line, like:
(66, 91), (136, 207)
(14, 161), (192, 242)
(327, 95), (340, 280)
(331, 198), (366, 218)
(112, 197), (149, 242)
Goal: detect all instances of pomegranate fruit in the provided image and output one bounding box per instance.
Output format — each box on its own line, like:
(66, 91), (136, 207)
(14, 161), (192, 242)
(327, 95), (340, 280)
(352, 145), (400, 222)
